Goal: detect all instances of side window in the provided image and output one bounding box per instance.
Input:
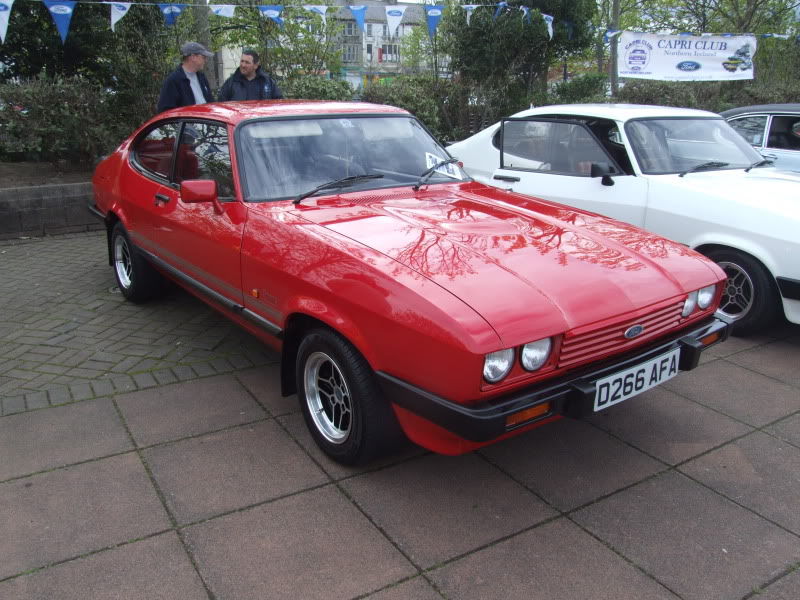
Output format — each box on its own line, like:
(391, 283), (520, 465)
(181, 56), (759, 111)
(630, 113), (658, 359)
(176, 122), (235, 200)
(728, 115), (768, 147)
(766, 116), (800, 151)
(501, 120), (617, 176)
(136, 123), (179, 178)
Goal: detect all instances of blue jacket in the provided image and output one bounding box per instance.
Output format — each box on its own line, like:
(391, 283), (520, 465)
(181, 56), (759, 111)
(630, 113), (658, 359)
(217, 67), (283, 102)
(157, 65), (214, 113)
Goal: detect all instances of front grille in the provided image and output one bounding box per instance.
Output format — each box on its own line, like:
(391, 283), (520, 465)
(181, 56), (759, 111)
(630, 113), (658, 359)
(558, 301), (684, 369)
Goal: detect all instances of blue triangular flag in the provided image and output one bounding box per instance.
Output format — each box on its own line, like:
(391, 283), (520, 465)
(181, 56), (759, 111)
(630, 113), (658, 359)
(259, 6), (284, 28)
(426, 5), (443, 39)
(158, 4), (185, 27)
(44, 1), (76, 44)
(348, 5), (366, 32)
(493, 1), (507, 21)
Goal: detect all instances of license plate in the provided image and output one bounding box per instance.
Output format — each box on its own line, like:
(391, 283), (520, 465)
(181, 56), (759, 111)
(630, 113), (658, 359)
(594, 348), (680, 412)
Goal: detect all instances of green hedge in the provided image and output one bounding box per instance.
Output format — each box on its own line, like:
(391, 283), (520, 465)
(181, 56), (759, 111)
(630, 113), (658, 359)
(282, 76), (354, 101)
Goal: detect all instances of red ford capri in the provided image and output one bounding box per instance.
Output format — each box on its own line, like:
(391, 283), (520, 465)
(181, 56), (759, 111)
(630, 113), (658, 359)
(91, 101), (730, 464)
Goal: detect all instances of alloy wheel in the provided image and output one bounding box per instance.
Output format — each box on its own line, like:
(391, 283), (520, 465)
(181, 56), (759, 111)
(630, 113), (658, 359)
(303, 351), (352, 444)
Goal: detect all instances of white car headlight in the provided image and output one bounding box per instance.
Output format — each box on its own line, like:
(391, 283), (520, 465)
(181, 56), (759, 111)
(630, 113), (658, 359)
(682, 290), (698, 317)
(521, 338), (552, 371)
(483, 348), (514, 383)
(697, 284), (716, 309)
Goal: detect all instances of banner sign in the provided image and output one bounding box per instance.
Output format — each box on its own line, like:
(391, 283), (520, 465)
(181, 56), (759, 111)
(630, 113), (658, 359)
(158, 3), (184, 27)
(618, 31), (757, 81)
(109, 2), (130, 32)
(210, 4), (235, 18)
(303, 5), (327, 27)
(348, 5), (365, 32)
(259, 5), (284, 27)
(0, 0), (13, 44)
(44, 0), (76, 43)
(425, 5), (443, 39)
(385, 5), (406, 37)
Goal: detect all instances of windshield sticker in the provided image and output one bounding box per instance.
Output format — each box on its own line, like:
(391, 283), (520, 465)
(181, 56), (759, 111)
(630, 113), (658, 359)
(425, 152), (462, 180)
(339, 119), (354, 128)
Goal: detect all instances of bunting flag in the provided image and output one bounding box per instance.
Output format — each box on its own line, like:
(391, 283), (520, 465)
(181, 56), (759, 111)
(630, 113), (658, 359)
(210, 4), (235, 18)
(158, 3), (185, 27)
(348, 5), (365, 32)
(520, 6), (529, 24)
(303, 5), (328, 27)
(604, 29), (623, 43)
(493, 1), (506, 21)
(44, 0), (76, 43)
(0, 0), (13, 44)
(109, 2), (131, 32)
(463, 4), (478, 26)
(425, 5), (443, 39)
(385, 5), (406, 37)
(259, 5), (284, 27)
(542, 13), (553, 39)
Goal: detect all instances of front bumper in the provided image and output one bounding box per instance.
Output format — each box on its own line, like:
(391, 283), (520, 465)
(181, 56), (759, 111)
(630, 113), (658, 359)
(377, 315), (731, 443)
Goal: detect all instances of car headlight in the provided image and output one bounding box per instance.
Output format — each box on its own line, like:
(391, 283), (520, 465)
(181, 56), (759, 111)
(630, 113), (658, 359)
(483, 348), (514, 383)
(521, 338), (552, 371)
(682, 290), (698, 317)
(697, 284), (716, 310)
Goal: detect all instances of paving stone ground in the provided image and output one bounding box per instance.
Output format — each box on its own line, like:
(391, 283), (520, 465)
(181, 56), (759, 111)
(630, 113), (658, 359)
(1, 233), (799, 599)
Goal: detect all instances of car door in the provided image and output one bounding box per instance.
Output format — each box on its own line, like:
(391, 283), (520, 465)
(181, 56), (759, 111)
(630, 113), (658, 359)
(762, 114), (800, 171)
(136, 119), (246, 304)
(490, 118), (649, 226)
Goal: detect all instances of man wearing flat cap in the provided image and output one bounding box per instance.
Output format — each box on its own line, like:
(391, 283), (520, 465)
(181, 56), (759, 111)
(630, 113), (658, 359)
(157, 41), (215, 113)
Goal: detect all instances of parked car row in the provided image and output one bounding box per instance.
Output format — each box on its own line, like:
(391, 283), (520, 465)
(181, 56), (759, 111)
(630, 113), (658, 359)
(91, 101), (732, 464)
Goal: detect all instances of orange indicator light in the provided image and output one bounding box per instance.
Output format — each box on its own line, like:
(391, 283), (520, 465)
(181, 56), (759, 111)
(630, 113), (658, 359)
(700, 331), (721, 346)
(250, 289), (259, 298)
(506, 403), (550, 428)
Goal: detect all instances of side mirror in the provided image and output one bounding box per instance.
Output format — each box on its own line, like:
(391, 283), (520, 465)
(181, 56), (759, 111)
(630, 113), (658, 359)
(590, 161), (615, 187)
(180, 180), (224, 214)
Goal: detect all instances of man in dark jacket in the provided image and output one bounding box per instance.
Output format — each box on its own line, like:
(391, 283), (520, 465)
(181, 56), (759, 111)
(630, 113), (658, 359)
(217, 50), (283, 102)
(157, 41), (214, 113)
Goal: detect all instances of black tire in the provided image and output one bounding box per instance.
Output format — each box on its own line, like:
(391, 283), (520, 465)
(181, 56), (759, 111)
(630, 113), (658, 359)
(296, 328), (404, 465)
(110, 222), (163, 303)
(705, 248), (779, 336)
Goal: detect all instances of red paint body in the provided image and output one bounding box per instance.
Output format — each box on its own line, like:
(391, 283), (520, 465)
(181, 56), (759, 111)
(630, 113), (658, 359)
(93, 101), (727, 454)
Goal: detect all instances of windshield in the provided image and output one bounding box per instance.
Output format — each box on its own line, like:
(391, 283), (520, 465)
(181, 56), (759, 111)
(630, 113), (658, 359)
(237, 115), (466, 201)
(625, 118), (763, 175)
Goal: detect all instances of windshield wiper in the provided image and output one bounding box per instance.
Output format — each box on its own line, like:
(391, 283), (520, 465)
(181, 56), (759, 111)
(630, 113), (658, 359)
(678, 161), (729, 177)
(413, 157), (460, 191)
(744, 158), (772, 172)
(293, 174), (384, 205)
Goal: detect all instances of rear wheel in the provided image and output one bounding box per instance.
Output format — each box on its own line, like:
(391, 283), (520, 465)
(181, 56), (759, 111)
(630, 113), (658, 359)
(111, 222), (162, 303)
(705, 248), (779, 336)
(296, 328), (403, 465)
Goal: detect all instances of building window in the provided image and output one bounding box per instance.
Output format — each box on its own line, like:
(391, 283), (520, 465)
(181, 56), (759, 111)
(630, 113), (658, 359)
(366, 43), (372, 60)
(382, 24), (389, 38)
(343, 44), (359, 63)
(366, 23), (372, 37)
(344, 22), (357, 36)
(381, 44), (399, 63)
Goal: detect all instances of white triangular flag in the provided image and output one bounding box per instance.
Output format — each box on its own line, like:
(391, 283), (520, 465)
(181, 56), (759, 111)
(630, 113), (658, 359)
(109, 2), (131, 33)
(210, 4), (236, 18)
(385, 5), (407, 37)
(304, 5), (328, 27)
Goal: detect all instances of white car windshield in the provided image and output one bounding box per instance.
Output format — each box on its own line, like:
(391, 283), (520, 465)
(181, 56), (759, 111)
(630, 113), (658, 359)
(626, 118), (764, 175)
(238, 115), (465, 201)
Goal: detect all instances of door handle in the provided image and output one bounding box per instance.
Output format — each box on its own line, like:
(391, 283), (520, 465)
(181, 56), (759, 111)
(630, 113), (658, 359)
(493, 174), (520, 182)
(761, 153), (777, 160)
(154, 193), (171, 205)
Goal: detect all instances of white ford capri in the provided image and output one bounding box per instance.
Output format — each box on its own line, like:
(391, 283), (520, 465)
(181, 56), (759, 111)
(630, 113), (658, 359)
(449, 103), (800, 335)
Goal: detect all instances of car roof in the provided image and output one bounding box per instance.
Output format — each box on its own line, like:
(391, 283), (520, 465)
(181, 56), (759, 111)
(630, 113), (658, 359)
(153, 100), (410, 125)
(720, 104), (800, 118)
(511, 103), (720, 121)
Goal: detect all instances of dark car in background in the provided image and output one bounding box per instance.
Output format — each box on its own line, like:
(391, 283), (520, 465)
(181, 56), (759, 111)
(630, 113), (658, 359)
(723, 104), (800, 172)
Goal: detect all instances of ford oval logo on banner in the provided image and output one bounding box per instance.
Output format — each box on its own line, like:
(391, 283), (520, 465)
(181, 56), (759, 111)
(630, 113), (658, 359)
(49, 5), (71, 13)
(163, 5), (181, 13)
(387, 9), (401, 16)
(113, 3), (128, 10)
(0, 3), (9, 11)
(676, 61), (702, 71)
(624, 325), (645, 339)
(428, 9), (441, 16)
(265, 10), (279, 17)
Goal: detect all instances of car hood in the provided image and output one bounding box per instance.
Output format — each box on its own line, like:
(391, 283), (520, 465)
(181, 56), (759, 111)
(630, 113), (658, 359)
(295, 183), (722, 345)
(647, 168), (800, 219)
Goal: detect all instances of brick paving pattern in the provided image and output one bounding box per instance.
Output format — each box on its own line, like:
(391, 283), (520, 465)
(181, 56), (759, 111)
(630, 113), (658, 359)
(1, 233), (799, 599)
(0, 232), (275, 415)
